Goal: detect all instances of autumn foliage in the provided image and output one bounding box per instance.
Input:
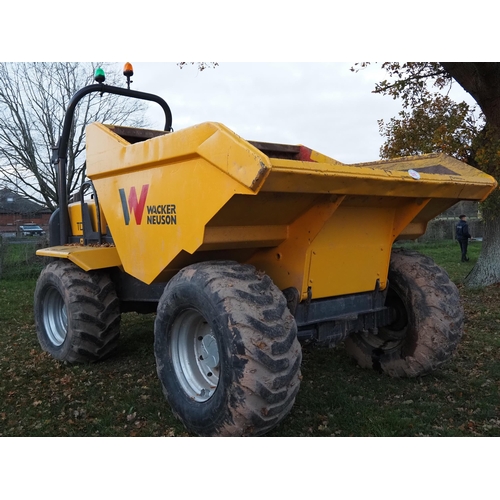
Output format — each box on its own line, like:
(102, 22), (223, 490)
(378, 95), (480, 163)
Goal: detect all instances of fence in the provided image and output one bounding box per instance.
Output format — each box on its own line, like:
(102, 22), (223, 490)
(0, 235), (47, 280)
(0, 212), (484, 279)
(418, 217), (484, 242)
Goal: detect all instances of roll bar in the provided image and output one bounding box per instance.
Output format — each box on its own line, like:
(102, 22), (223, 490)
(55, 82), (172, 245)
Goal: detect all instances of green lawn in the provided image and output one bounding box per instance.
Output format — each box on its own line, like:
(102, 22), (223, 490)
(1, 240), (499, 437)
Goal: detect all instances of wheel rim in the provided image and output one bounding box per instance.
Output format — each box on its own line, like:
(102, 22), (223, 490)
(43, 286), (68, 347)
(170, 309), (220, 402)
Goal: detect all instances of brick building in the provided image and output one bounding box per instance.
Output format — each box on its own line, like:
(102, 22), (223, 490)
(0, 188), (51, 236)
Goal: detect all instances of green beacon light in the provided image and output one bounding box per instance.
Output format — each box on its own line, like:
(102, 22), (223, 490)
(94, 67), (106, 84)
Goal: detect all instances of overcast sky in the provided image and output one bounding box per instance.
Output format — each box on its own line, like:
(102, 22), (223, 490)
(2, 1), (493, 169)
(117, 62), (474, 165)
(126, 62), (405, 164)
(0, 60), (480, 202)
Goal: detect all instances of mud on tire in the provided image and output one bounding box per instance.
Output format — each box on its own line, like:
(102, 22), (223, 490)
(34, 260), (121, 363)
(154, 261), (302, 436)
(344, 249), (463, 377)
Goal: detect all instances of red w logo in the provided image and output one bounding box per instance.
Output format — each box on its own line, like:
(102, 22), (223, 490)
(119, 185), (149, 225)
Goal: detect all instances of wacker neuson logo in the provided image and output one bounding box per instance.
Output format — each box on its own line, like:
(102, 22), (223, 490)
(119, 185), (177, 226)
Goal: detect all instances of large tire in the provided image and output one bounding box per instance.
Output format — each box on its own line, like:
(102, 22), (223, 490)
(344, 249), (463, 377)
(34, 260), (121, 363)
(154, 261), (302, 436)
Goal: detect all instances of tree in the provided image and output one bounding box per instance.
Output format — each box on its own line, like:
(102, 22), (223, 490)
(0, 62), (148, 212)
(354, 63), (500, 288)
(378, 95), (481, 164)
(178, 62), (219, 71)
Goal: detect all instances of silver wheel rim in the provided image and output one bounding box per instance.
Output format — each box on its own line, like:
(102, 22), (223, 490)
(170, 309), (220, 402)
(43, 286), (68, 347)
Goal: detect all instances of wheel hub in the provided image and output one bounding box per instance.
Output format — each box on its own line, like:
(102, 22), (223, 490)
(170, 309), (220, 402)
(43, 286), (68, 347)
(200, 334), (219, 369)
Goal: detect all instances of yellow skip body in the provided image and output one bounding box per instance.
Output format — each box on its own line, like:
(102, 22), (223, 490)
(38, 121), (497, 301)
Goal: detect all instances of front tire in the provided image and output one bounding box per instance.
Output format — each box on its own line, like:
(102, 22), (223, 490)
(34, 260), (121, 363)
(154, 261), (302, 436)
(344, 249), (463, 377)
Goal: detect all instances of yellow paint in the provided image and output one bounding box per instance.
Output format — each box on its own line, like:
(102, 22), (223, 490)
(40, 120), (497, 301)
(247, 195), (345, 299)
(37, 245), (121, 271)
(68, 200), (107, 237)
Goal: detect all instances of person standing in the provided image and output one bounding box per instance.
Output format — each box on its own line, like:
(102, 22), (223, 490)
(456, 214), (472, 262)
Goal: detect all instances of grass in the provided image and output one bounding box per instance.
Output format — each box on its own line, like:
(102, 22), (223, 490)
(0, 237), (45, 280)
(0, 240), (499, 437)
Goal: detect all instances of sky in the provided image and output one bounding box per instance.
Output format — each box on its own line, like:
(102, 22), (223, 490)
(100, 61), (478, 165)
(126, 62), (403, 164)
(0, 61), (480, 202)
(2, 2), (490, 167)
(2, 0), (494, 168)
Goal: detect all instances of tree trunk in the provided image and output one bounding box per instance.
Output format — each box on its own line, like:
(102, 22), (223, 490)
(463, 126), (500, 288)
(440, 63), (500, 128)
(440, 63), (500, 288)
(465, 199), (500, 287)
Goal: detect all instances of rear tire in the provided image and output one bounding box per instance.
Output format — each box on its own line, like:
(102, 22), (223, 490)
(34, 260), (121, 363)
(344, 249), (463, 377)
(154, 261), (302, 436)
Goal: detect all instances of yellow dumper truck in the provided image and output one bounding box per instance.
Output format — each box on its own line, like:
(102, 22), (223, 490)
(34, 66), (497, 436)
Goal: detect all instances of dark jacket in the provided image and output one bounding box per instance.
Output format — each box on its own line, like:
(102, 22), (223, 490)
(456, 219), (471, 241)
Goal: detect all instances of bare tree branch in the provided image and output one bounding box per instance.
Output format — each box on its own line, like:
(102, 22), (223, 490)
(0, 62), (148, 211)
(177, 62), (219, 72)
